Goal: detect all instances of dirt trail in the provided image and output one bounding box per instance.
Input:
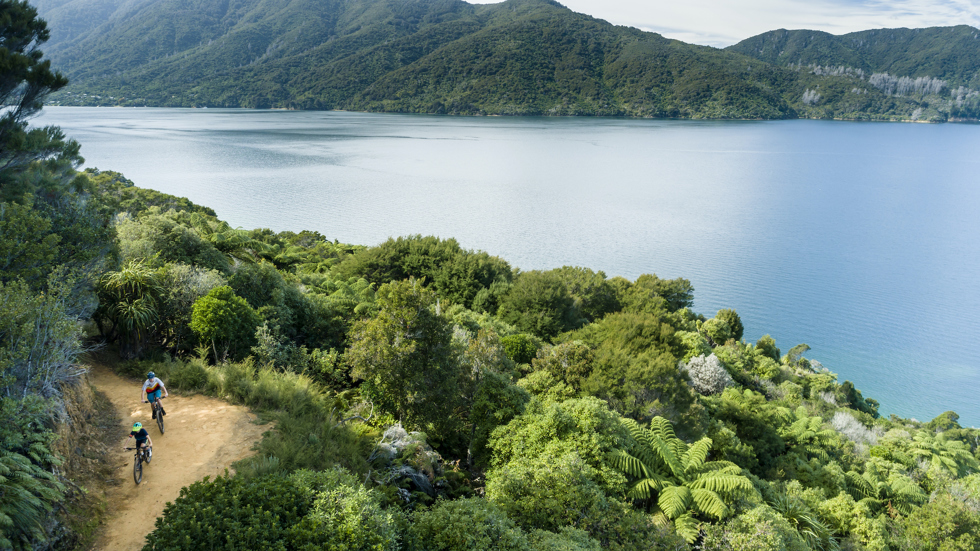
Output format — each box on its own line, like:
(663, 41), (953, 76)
(89, 364), (267, 551)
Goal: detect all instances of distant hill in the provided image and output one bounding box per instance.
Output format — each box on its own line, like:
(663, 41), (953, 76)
(728, 26), (980, 89)
(34, 0), (980, 121)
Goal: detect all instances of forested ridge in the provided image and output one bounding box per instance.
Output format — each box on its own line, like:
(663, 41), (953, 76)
(727, 26), (980, 121)
(4, 2), (980, 550)
(29, 0), (980, 120)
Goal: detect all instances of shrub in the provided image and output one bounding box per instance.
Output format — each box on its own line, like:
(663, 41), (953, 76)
(0, 278), (85, 397)
(700, 505), (809, 551)
(681, 354), (734, 395)
(892, 492), (980, 551)
(675, 330), (711, 362)
(527, 528), (601, 551)
(346, 279), (459, 434)
(166, 358), (209, 392)
(701, 318), (732, 346)
(488, 397), (632, 494)
(487, 453), (609, 533)
(502, 333), (540, 365)
(517, 370), (577, 404)
(407, 498), (530, 551)
(486, 453), (682, 551)
(497, 271), (584, 340)
(755, 335), (781, 362)
(832, 411), (878, 447)
(531, 341), (595, 393)
(288, 469), (401, 551)
(714, 309), (744, 342)
(189, 285), (261, 361)
(156, 262), (226, 354)
(116, 209), (229, 272)
(143, 473), (311, 550)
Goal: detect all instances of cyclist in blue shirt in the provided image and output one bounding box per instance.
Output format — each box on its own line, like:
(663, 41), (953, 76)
(127, 422), (153, 462)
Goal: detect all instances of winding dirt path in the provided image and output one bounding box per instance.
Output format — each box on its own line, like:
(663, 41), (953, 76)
(89, 364), (268, 551)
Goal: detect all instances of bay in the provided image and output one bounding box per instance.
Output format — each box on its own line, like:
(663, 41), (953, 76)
(37, 107), (980, 425)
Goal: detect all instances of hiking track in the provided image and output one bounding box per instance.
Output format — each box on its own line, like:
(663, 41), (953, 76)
(89, 363), (267, 551)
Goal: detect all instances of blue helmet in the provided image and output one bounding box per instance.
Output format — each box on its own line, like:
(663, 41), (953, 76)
(133, 422), (142, 430)
(147, 371), (156, 380)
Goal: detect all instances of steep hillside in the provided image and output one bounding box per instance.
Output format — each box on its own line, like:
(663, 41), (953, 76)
(35, 0), (980, 120)
(38, 0), (801, 117)
(728, 26), (980, 88)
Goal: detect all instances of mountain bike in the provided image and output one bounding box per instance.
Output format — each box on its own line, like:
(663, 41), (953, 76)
(126, 446), (151, 484)
(149, 396), (165, 434)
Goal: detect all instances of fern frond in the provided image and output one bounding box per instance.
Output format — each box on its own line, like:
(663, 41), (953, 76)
(673, 512), (701, 544)
(857, 496), (883, 514)
(683, 438), (712, 473)
(658, 485), (692, 520)
(845, 471), (875, 499)
(691, 488), (729, 520)
(651, 511), (671, 528)
(700, 461), (742, 475)
(649, 416), (677, 441)
(609, 449), (651, 479)
(688, 473), (753, 495)
(627, 477), (671, 500)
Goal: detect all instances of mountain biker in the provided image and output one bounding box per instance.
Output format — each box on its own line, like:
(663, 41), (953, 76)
(141, 371), (169, 419)
(127, 422), (153, 462)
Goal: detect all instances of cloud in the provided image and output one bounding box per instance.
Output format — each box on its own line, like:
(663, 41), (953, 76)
(467, 0), (980, 46)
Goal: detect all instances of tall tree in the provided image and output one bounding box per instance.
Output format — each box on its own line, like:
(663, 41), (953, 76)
(346, 279), (459, 432)
(0, 0), (77, 193)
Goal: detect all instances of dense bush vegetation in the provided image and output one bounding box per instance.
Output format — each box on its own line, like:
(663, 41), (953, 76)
(4, 6), (980, 549)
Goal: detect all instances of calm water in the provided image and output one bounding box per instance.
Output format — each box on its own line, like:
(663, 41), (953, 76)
(37, 107), (980, 426)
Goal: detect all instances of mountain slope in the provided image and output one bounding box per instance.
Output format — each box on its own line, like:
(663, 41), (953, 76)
(35, 0), (980, 120)
(728, 26), (980, 88)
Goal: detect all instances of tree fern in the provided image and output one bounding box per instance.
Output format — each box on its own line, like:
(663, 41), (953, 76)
(0, 399), (66, 550)
(780, 407), (837, 462)
(845, 463), (926, 516)
(908, 431), (979, 477)
(769, 493), (839, 551)
(609, 417), (753, 542)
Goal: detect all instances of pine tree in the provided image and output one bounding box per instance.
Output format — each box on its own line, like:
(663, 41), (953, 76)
(0, 0), (78, 193)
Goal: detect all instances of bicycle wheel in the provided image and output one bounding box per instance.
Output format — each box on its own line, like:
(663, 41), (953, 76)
(156, 403), (165, 434)
(133, 453), (143, 484)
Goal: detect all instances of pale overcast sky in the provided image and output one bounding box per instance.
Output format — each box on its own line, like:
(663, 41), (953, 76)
(468, 0), (980, 47)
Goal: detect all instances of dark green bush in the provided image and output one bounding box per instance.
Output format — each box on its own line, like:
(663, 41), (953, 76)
(143, 473), (310, 550)
(189, 285), (261, 361)
(501, 333), (540, 365)
(497, 271), (584, 340)
(407, 498), (530, 551)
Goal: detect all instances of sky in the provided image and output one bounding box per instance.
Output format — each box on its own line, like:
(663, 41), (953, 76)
(468, 0), (980, 47)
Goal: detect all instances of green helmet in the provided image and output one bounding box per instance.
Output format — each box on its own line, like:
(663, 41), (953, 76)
(133, 422), (142, 430)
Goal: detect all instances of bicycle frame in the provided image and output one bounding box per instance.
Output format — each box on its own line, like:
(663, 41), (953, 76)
(126, 446), (149, 484)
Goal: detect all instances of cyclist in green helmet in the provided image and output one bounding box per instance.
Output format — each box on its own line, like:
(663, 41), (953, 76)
(127, 422), (153, 462)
